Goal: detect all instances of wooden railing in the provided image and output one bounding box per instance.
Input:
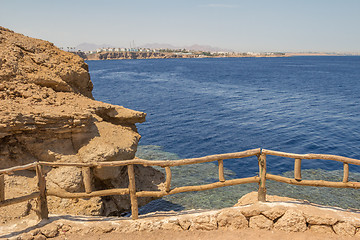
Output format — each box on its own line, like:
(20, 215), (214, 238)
(1, 148), (360, 220)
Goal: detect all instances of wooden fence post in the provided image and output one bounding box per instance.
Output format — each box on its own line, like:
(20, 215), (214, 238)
(165, 167), (172, 192)
(127, 164), (138, 220)
(36, 164), (48, 220)
(0, 174), (4, 202)
(218, 160), (225, 182)
(82, 167), (92, 194)
(343, 163), (349, 183)
(294, 159), (302, 181)
(258, 153), (267, 202)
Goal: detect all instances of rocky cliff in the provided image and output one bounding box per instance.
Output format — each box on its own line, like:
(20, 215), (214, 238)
(0, 26), (164, 220)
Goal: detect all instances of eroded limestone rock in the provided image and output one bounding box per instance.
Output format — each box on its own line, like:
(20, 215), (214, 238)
(274, 209), (307, 232)
(39, 223), (59, 238)
(333, 222), (356, 236)
(308, 224), (335, 234)
(217, 208), (248, 229)
(190, 213), (218, 231)
(249, 215), (273, 230)
(261, 207), (286, 221)
(0, 26), (164, 220)
(305, 212), (338, 225)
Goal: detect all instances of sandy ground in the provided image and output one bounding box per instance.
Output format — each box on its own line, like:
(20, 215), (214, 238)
(52, 229), (356, 240)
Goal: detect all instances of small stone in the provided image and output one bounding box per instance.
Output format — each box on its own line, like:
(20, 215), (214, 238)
(240, 207), (261, 217)
(217, 208), (248, 229)
(249, 215), (273, 230)
(100, 225), (114, 233)
(19, 233), (34, 240)
(59, 224), (71, 233)
(33, 234), (46, 240)
(333, 222), (356, 236)
(305, 213), (338, 225)
(29, 229), (41, 236)
(40, 224), (59, 238)
(68, 225), (83, 234)
(191, 213), (217, 231)
(262, 207), (286, 221)
(309, 224), (335, 234)
(274, 209), (307, 232)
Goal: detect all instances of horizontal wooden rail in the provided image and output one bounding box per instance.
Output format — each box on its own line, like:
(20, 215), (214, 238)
(38, 148), (261, 168)
(47, 188), (130, 198)
(136, 176), (260, 198)
(0, 192), (39, 207)
(262, 149), (360, 165)
(0, 162), (37, 175)
(266, 174), (360, 189)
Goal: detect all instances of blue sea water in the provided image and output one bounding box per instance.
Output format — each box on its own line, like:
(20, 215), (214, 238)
(87, 56), (360, 211)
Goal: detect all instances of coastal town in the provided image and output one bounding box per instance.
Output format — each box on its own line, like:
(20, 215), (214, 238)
(70, 47), (286, 60)
(68, 47), (357, 60)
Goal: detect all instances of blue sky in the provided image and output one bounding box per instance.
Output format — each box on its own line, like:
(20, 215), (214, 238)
(1, 0), (359, 52)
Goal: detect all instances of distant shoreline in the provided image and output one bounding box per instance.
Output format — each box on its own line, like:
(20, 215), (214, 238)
(74, 51), (360, 60)
(284, 52), (360, 57)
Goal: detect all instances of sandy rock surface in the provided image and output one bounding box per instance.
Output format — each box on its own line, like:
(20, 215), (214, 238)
(0, 26), (164, 222)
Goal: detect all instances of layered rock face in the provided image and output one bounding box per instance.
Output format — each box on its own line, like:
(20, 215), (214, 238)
(0, 26), (164, 218)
